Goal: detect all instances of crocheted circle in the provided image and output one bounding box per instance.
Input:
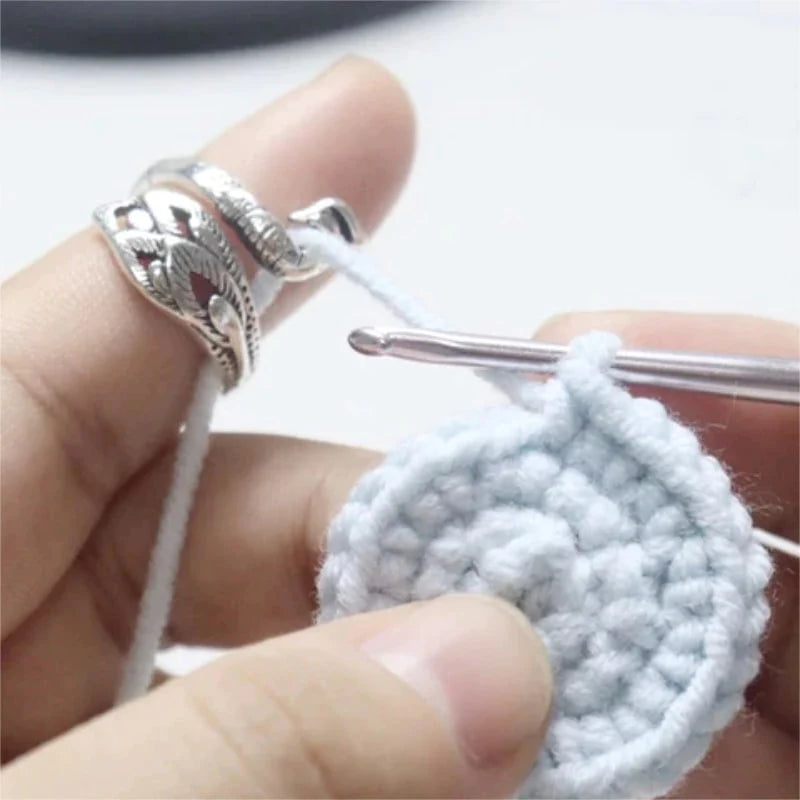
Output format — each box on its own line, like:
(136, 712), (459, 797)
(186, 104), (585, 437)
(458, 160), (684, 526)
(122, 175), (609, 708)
(316, 333), (771, 799)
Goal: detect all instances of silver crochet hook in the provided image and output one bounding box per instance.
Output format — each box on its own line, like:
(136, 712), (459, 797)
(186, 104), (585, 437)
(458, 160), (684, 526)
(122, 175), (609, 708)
(348, 327), (800, 406)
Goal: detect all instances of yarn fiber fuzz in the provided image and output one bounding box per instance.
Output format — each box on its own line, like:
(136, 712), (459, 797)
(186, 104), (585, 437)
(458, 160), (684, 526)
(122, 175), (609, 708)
(316, 333), (772, 799)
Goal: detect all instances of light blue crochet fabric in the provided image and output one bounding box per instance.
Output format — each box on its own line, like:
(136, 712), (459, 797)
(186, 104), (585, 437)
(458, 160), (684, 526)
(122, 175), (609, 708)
(286, 226), (772, 799)
(316, 332), (772, 799)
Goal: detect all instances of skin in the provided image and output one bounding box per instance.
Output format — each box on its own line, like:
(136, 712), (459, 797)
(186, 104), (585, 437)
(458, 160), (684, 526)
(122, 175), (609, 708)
(1, 58), (797, 798)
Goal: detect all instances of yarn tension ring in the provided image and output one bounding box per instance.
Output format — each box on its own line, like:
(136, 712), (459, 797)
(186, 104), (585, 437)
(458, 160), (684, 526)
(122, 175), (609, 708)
(133, 158), (365, 281)
(95, 158), (360, 389)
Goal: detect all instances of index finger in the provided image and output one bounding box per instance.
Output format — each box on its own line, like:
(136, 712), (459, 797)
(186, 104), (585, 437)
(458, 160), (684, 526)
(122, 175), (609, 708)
(0, 57), (415, 637)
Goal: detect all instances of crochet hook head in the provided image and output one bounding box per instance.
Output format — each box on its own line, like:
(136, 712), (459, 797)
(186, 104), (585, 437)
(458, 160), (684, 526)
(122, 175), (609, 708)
(347, 326), (800, 406)
(348, 327), (391, 355)
(348, 326), (565, 373)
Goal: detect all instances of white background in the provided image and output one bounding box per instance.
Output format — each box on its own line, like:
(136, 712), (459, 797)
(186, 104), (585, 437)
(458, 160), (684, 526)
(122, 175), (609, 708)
(2, 1), (798, 671)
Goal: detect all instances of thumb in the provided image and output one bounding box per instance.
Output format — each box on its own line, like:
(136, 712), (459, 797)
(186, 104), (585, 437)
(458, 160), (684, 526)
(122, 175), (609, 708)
(3, 596), (552, 799)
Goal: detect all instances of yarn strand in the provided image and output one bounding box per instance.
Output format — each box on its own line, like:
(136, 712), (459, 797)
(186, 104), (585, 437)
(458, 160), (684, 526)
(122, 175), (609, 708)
(116, 363), (221, 702)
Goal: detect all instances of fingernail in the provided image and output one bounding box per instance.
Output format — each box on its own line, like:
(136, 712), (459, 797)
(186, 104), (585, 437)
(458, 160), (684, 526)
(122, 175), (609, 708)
(362, 595), (552, 788)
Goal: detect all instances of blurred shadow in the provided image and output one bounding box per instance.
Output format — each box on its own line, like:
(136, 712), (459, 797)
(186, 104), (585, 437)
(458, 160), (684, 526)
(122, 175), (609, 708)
(1, 0), (436, 57)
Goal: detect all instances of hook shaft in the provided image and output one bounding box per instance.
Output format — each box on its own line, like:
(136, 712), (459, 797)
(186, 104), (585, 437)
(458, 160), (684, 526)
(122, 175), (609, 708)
(348, 327), (800, 406)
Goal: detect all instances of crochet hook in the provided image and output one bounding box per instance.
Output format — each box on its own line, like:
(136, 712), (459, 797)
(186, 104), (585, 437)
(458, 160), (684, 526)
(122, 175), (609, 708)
(348, 327), (800, 406)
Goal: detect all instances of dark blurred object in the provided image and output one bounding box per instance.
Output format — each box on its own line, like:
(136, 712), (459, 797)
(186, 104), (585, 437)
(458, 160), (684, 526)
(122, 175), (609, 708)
(1, 1), (430, 57)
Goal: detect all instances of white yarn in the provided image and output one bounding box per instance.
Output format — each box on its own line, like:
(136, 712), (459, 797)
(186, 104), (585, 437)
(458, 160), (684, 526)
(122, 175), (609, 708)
(287, 227), (445, 330)
(250, 268), (282, 316)
(119, 226), (797, 706)
(116, 362), (222, 701)
(752, 525), (800, 558)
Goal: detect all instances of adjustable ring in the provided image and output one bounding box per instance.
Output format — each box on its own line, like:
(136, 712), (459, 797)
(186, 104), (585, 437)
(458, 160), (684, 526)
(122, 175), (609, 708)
(136, 158), (365, 279)
(135, 158), (311, 281)
(94, 187), (260, 391)
(95, 157), (364, 390)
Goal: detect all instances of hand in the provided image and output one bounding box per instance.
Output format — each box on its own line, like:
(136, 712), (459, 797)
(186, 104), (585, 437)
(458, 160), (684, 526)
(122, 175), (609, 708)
(1, 58), (552, 799)
(537, 312), (798, 799)
(2, 57), (796, 800)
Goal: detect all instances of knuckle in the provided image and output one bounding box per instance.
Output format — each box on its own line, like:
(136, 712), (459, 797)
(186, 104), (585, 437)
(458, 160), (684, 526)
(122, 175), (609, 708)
(1, 356), (123, 506)
(180, 676), (273, 796)
(184, 650), (342, 798)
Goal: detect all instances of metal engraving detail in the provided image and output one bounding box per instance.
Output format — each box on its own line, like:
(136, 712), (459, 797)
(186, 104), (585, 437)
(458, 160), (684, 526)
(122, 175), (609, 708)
(94, 188), (259, 390)
(135, 159), (317, 281)
(96, 157), (365, 390)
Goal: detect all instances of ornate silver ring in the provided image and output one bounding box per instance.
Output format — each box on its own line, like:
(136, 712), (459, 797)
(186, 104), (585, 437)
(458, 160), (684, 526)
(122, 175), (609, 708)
(136, 159), (365, 278)
(94, 186), (261, 391)
(95, 158), (363, 390)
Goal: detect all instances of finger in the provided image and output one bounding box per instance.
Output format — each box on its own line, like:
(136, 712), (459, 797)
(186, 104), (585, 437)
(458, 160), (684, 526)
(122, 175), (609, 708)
(1, 434), (377, 758)
(669, 711), (798, 799)
(2, 596), (552, 800)
(108, 434), (381, 646)
(1, 57), (415, 637)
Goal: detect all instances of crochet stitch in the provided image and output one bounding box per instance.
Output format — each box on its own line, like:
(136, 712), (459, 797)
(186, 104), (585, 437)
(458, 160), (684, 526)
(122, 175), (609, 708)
(317, 332), (772, 799)
(121, 223), (774, 799)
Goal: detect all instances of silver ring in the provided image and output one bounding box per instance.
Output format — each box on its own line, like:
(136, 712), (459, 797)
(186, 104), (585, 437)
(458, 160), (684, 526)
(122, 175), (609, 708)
(95, 157), (364, 390)
(94, 187), (260, 391)
(136, 159), (364, 280)
(136, 159), (310, 281)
